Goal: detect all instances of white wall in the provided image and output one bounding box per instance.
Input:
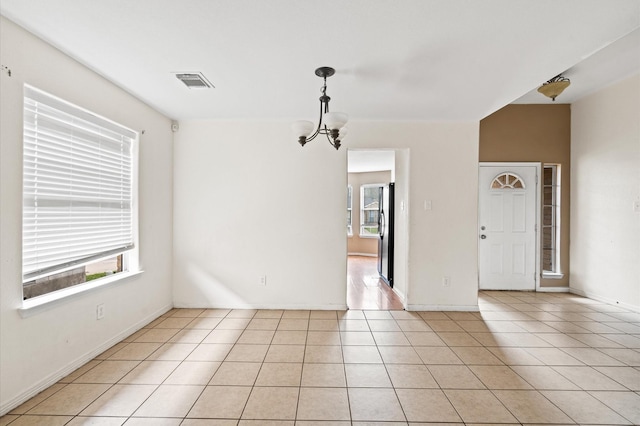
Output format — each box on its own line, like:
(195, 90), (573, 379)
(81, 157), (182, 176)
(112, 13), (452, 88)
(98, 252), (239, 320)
(173, 120), (479, 311)
(570, 74), (640, 310)
(0, 17), (174, 413)
(393, 148), (410, 305)
(172, 121), (348, 309)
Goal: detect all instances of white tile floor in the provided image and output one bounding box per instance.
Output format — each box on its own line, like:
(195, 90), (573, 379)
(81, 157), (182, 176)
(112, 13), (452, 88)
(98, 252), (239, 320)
(2, 291), (639, 425)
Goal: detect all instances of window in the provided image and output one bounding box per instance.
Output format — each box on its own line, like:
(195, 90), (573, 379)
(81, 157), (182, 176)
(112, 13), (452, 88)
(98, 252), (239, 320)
(542, 164), (561, 275)
(360, 184), (381, 237)
(491, 172), (525, 189)
(347, 185), (353, 235)
(22, 85), (138, 300)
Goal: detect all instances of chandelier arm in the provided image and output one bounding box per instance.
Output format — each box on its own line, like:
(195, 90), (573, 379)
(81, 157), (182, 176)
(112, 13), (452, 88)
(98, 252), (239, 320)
(306, 94), (330, 142)
(326, 131), (341, 150)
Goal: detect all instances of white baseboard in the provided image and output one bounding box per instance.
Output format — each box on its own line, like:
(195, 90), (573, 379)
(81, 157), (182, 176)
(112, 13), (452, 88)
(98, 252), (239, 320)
(569, 288), (640, 313)
(537, 286), (570, 293)
(173, 302), (349, 311)
(0, 303), (173, 416)
(406, 304), (480, 312)
(347, 252), (377, 257)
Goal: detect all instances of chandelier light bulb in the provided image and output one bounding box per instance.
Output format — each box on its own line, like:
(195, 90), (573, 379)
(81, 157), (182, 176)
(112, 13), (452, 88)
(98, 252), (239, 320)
(324, 112), (348, 130)
(292, 120), (314, 137)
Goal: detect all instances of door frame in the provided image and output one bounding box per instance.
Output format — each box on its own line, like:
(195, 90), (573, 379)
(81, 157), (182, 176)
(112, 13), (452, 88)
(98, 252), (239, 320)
(478, 162), (542, 291)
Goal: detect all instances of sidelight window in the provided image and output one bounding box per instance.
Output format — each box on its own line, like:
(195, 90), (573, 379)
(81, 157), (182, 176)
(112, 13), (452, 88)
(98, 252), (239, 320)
(542, 164), (561, 275)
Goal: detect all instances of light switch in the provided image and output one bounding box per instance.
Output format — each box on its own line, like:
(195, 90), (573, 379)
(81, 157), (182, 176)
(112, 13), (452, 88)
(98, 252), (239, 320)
(424, 200), (432, 210)
(634, 201), (640, 213)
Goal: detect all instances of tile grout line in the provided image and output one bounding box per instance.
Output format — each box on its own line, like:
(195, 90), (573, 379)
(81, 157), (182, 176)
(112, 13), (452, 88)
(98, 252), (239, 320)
(4, 292), (639, 424)
(178, 309), (230, 422)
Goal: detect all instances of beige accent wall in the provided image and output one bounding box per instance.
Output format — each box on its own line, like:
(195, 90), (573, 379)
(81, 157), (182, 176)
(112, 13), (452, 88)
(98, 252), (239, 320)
(479, 104), (571, 287)
(347, 171), (392, 256)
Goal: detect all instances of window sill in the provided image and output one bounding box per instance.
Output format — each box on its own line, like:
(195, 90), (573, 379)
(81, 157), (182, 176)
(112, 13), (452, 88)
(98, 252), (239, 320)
(542, 272), (564, 280)
(19, 270), (143, 318)
(359, 234), (379, 239)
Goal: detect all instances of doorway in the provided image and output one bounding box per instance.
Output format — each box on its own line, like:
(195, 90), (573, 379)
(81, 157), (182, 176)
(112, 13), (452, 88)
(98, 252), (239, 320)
(347, 150), (404, 309)
(478, 163), (540, 290)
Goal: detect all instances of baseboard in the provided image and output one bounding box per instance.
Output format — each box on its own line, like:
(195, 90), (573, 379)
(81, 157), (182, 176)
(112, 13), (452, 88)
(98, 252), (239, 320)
(347, 252), (377, 257)
(406, 304), (480, 312)
(0, 303), (173, 416)
(537, 286), (570, 293)
(173, 302), (349, 311)
(569, 288), (640, 313)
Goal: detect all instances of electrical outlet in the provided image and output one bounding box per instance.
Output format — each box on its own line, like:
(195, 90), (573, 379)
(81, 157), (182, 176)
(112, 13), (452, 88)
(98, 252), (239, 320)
(96, 303), (105, 320)
(442, 276), (451, 287)
(259, 275), (267, 286)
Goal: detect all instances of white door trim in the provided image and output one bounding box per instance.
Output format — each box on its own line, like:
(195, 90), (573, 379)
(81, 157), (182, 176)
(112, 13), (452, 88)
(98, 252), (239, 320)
(478, 162), (542, 291)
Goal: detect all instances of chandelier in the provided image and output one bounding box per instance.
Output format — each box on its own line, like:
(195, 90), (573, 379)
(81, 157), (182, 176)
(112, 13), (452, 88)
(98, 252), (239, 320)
(292, 67), (348, 150)
(537, 74), (571, 101)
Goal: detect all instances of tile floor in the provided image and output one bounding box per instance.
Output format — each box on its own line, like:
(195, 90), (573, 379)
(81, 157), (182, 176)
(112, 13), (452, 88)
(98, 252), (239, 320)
(2, 291), (640, 425)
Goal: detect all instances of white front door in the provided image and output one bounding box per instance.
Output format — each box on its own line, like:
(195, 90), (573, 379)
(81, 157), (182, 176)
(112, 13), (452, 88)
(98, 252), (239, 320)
(478, 164), (539, 290)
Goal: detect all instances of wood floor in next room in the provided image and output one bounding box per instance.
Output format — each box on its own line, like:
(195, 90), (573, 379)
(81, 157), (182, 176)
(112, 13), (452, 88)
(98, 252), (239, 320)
(347, 255), (404, 310)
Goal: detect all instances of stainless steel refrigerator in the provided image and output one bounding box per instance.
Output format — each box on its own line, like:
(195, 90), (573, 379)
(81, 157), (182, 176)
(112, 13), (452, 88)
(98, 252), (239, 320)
(377, 183), (394, 287)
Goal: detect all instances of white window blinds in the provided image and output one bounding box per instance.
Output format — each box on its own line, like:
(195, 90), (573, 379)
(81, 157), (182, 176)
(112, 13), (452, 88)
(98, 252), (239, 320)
(22, 86), (136, 282)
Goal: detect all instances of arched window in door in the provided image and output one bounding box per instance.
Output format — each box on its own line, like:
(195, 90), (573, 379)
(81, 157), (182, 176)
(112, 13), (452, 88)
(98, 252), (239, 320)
(490, 172), (525, 189)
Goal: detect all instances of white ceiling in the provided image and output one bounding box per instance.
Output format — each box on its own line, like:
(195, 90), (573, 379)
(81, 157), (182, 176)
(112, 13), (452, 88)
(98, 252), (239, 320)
(348, 150), (395, 173)
(2, 0), (639, 122)
(514, 27), (640, 104)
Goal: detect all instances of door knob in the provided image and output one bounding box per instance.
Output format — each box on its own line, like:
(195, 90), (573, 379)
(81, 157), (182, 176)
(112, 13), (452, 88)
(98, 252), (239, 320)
(480, 235), (487, 239)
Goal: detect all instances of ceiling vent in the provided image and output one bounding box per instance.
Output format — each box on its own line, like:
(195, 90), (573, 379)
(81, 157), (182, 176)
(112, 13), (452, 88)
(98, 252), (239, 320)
(174, 72), (214, 89)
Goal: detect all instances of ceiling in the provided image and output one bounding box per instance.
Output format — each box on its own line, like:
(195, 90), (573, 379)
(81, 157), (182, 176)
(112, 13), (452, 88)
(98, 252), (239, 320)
(514, 27), (640, 104)
(1, 1), (639, 122)
(348, 150), (395, 173)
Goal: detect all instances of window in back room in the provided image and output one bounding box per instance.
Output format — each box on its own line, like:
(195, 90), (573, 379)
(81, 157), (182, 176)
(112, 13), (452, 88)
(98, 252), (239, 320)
(360, 184), (382, 237)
